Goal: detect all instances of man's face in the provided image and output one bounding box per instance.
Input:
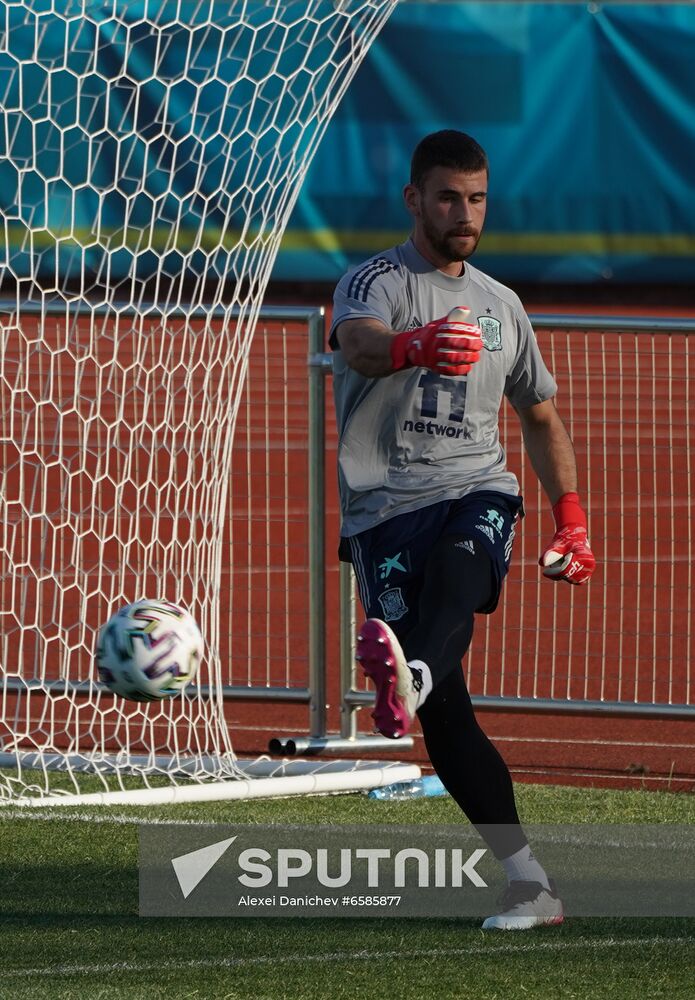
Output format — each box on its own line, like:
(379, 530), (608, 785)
(404, 166), (488, 270)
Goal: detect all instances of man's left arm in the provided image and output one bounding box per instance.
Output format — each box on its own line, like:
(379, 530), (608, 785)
(517, 398), (596, 586)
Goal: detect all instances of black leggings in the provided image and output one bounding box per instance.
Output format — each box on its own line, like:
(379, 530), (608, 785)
(403, 533), (528, 859)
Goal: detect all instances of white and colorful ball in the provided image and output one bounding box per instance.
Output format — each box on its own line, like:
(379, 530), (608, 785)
(96, 599), (203, 702)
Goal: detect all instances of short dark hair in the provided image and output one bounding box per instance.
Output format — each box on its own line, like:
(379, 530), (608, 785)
(410, 130), (488, 188)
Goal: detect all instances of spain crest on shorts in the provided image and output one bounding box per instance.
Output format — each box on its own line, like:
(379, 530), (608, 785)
(477, 315), (502, 351)
(377, 587), (408, 622)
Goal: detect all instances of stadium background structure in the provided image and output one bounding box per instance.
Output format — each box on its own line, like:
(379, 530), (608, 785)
(0, 1), (694, 799)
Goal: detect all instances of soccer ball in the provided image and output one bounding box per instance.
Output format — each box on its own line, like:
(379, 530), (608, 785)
(96, 599), (203, 702)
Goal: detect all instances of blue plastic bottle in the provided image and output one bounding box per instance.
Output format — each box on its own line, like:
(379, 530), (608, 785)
(368, 775), (448, 800)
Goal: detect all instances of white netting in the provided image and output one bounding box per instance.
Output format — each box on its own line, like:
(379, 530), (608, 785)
(0, 0), (397, 802)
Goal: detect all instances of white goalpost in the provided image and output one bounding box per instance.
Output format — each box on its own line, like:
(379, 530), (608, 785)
(0, 0), (418, 805)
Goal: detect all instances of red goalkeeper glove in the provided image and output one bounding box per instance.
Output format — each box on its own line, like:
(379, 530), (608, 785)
(540, 492), (596, 585)
(390, 307), (483, 377)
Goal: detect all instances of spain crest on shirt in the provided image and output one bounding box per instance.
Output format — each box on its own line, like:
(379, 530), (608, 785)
(478, 316), (502, 351)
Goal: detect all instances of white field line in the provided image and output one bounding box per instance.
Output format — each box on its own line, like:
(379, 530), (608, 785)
(2, 937), (693, 981)
(510, 767), (695, 788)
(1, 809), (694, 851)
(0, 809), (216, 826)
(493, 735), (695, 751)
(227, 722), (695, 754)
(0, 811), (367, 831)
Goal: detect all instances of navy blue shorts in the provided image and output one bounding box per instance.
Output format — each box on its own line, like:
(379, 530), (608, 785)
(343, 491), (524, 635)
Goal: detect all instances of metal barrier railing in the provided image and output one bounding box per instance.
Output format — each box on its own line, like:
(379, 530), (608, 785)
(270, 310), (412, 754)
(329, 315), (695, 745)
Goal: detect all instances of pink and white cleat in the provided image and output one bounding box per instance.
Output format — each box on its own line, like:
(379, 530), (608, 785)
(355, 618), (422, 739)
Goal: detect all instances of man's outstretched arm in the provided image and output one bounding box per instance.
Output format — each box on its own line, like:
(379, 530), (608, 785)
(517, 398), (596, 585)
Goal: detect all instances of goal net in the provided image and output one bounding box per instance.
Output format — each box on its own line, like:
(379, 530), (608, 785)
(0, 0), (408, 805)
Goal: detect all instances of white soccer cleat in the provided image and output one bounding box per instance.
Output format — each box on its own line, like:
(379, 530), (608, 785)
(482, 879), (564, 931)
(355, 618), (422, 739)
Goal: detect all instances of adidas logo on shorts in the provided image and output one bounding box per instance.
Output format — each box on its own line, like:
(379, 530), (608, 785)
(455, 540), (476, 555)
(475, 523), (495, 543)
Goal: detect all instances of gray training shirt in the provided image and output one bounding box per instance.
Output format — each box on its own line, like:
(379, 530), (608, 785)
(330, 238), (557, 537)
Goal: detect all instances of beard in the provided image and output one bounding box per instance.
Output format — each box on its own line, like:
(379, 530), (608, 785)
(421, 213), (480, 262)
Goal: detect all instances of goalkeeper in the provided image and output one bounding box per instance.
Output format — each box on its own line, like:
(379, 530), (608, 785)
(330, 130), (595, 931)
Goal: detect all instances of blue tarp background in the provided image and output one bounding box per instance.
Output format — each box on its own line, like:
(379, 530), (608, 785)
(0, 3), (693, 288)
(278, 2), (695, 284)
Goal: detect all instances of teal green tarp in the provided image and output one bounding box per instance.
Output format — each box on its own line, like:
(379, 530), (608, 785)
(280, 2), (695, 284)
(0, 3), (693, 288)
